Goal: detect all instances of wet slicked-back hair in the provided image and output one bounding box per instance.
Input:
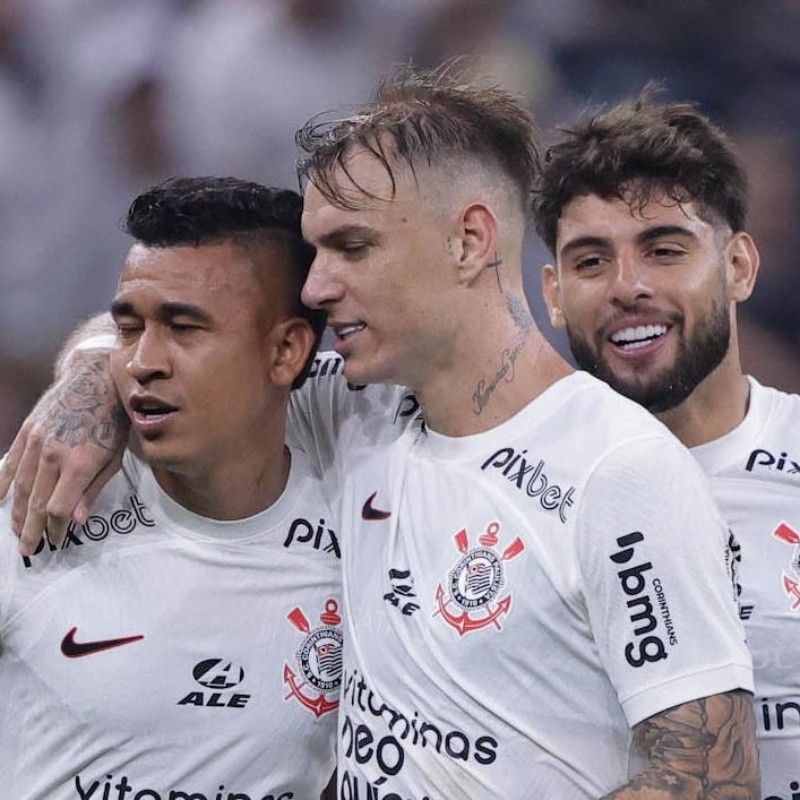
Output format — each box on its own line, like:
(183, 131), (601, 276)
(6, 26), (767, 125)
(124, 176), (325, 388)
(296, 64), (540, 213)
(532, 89), (750, 254)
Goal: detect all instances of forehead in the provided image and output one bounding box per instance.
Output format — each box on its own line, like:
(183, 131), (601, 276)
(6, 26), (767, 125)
(302, 147), (422, 238)
(116, 242), (262, 305)
(556, 192), (714, 248)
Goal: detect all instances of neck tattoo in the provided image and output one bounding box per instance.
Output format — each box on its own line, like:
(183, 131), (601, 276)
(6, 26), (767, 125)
(471, 293), (534, 415)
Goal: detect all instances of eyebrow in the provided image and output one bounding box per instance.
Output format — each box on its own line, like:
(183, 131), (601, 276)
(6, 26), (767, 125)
(635, 225), (698, 245)
(559, 225), (699, 258)
(110, 299), (213, 326)
(313, 224), (380, 249)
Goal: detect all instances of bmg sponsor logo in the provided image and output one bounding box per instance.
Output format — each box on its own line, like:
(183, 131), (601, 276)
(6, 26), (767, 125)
(765, 780), (800, 800)
(610, 531), (677, 668)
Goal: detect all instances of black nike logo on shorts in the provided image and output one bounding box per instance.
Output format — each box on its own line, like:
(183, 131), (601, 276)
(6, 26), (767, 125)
(61, 627), (144, 658)
(362, 492), (391, 521)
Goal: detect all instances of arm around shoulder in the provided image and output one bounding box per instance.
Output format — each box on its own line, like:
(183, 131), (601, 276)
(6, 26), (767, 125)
(0, 312), (128, 555)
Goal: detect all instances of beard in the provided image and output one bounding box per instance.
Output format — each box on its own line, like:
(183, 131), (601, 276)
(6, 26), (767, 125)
(567, 294), (731, 413)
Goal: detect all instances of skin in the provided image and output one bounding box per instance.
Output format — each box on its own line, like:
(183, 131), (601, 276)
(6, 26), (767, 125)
(109, 240), (313, 519)
(301, 147), (570, 436)
(542, 192), (759, 447)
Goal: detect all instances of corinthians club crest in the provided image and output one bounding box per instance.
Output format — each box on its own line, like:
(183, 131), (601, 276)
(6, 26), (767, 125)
(433, 520), (525, 636)
(284, 598), (343, 717)
(773, 521), (800, 611)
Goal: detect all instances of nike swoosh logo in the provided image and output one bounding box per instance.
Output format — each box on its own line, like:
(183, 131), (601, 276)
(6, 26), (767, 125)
(362, 491), (391, 521)
(61, 627), (144, 658)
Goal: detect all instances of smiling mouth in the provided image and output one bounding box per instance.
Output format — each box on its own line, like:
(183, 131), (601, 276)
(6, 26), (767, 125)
(609, 324), (668, 351)
(336, 322), (366, 339)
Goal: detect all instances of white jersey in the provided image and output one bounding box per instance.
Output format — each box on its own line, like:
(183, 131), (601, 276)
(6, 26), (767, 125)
(289, 354), (752, 799)
(0, 447), (341, 800)
(692, 377), (800, 800)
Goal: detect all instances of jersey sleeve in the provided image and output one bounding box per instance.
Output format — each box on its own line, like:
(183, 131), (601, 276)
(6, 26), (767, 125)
(288, 351), (415, 487)
(574, 434), (754, 728)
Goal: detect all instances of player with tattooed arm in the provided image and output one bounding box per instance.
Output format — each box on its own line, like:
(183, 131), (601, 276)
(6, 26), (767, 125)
(535, 92), (800, 799)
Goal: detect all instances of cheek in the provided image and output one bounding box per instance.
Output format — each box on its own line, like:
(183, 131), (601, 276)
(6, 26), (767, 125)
(109, 352), (130, 392)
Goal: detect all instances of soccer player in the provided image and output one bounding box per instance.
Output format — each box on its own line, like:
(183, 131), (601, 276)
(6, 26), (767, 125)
(0, 71), (760, 797)
(283, 68), (759, 798)
(0, 177), (340, 799)
(535, 93), (800, 799)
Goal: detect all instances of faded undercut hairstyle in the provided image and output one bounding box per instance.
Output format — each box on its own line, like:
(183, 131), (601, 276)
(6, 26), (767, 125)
(124, 176), (326, 389)
(532, 89), (750, 254)
(296, 64), (541, 213)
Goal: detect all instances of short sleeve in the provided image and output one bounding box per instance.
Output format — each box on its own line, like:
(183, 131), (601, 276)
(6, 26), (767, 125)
(575, 434), (754, 727)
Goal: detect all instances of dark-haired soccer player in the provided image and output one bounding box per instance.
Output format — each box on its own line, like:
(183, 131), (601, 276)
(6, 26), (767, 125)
(535, 92), (800, 799)
(0, 178), (340, 799)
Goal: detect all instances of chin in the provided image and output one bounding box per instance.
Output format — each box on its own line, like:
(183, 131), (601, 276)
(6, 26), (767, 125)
(342, 356), (391, 387)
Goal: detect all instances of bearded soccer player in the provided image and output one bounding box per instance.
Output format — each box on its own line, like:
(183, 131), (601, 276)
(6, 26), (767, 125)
(0, 178), (340, 799)
(0, 71), (759, 797)
(535, 92), (800, 799)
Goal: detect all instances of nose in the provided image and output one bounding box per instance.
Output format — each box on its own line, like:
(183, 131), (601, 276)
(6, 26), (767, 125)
(126, 327), (171, 384)
(301, 253), (344, 310)
(610, 252), (654, 306)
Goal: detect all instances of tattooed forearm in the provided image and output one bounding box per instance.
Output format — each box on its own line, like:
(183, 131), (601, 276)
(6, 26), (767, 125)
(37, 352), (128, 451)
(472, 293), (535, 415)
(602, 691), (760, 799)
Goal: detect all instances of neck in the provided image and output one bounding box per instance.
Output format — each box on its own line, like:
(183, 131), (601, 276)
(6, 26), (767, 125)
(152, 422), (291, 521)
(415, 304), (573, 436)
(656, 348), (749, 448)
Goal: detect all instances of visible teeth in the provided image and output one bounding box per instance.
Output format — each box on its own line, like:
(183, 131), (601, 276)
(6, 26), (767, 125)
(338, 323), (366, 338)
(610, 324), (667, 348)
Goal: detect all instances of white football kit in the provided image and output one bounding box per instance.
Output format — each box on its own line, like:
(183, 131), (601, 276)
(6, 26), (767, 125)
(0, 448), (341, 800)
(290, 354), (753, 799)
(692, 378), (800, 800)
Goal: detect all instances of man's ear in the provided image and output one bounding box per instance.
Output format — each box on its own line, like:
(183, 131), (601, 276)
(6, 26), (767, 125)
(267, 317), (317, 389)
(456, 202), (500, 285)
(726, 231), (760, 303)
(541, 263), (566, 329)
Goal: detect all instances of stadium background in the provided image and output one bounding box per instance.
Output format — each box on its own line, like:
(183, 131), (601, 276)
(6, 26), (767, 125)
(1, 0), (798, 450)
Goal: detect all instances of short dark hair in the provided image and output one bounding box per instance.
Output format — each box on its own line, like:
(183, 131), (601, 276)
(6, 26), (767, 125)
(124, 176), (325, 388)
(296, 64), (540, 212)
(532, 90), (750, 254)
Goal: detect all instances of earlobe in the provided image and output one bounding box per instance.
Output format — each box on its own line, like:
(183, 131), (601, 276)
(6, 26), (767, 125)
(268, 318), (316, 389)
(541, 264), (566, 329)
(726, 232), (760, 302)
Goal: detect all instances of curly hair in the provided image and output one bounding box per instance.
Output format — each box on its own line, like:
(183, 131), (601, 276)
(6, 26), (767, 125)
(532, 89), (749, 254)
(296, 63), (540, 213)
(125, 176), (325, 388)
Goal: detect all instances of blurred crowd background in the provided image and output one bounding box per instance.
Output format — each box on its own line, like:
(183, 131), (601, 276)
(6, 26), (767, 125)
(1, 0), (799, 449)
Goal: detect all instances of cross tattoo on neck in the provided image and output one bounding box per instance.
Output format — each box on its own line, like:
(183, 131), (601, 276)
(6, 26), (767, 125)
(488, 251), (503, 291)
